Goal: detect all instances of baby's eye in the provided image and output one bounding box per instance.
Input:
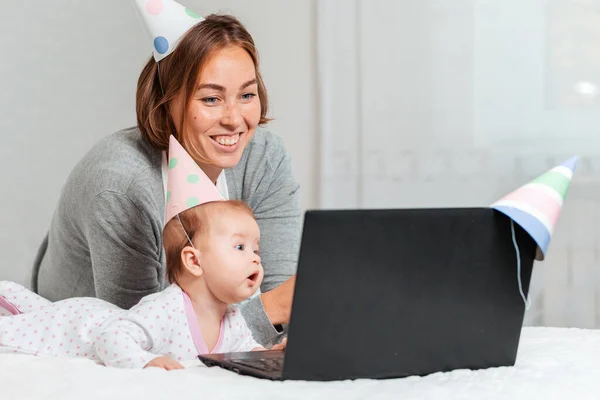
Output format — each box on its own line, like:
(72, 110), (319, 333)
(254, 249), (260, 255)
(236, 244), (244, 251)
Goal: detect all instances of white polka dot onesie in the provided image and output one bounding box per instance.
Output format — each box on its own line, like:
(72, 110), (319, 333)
(0, 281), (260, 368)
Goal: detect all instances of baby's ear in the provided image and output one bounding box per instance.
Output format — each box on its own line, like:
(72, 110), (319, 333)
(181, 246), (203, 277)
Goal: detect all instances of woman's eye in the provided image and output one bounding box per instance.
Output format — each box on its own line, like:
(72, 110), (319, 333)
(241, 93), (256, 101)
(236, 244), (244, 251)
(202, 97), (219, 105)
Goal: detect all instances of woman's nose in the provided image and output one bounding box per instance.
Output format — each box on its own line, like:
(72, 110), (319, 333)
(221, 103), (243, 128)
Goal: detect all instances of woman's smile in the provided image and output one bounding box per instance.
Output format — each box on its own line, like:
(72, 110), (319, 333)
(210, 132), (242, 153)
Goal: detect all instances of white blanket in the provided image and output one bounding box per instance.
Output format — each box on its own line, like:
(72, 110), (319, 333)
(2, 327), (599, 400)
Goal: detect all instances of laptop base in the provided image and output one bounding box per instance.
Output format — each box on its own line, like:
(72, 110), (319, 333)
(199, 350), (284, 380)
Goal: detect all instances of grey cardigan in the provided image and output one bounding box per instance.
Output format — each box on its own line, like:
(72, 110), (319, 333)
(32, 126), (301, 346)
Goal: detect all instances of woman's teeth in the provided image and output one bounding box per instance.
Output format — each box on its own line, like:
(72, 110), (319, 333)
(213, 134), (239, 146)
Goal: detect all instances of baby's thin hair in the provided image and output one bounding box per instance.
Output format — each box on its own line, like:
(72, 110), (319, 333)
(163, 200), (255, 284)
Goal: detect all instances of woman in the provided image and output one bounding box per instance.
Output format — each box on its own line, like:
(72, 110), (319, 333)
(31, 5), (299, 347)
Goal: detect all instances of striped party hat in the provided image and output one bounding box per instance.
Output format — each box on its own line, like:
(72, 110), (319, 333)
(165, 135), (224, 225)
(490, 156), (578, 261)
(133, 0), (204, 62)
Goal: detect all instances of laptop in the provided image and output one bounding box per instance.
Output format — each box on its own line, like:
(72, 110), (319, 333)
(199, 208), (536, 381)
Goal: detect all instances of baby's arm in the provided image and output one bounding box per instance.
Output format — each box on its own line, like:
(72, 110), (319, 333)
(96, 299), (178, 369)
(228, 308), (266, 352)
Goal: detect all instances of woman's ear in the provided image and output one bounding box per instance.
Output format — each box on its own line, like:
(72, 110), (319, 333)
(181, 246), (203, 277)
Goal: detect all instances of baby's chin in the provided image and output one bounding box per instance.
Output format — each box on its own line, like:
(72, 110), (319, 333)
(222, 290), (256, 306)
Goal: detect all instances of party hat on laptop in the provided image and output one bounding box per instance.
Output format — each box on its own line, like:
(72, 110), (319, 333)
(490, 156), (578, 261)
(165, 135), (224, 225)
(133, 0), (204, 62)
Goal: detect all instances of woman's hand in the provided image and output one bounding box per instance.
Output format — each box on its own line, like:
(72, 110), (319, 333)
(270, 337), (287, 351)
(252, 337), (287, 352)
(261, 275), (296, 326)
(144, 356), (185, 370)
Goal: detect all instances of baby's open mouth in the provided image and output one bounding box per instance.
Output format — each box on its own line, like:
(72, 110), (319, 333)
(246, 271), (259, 284)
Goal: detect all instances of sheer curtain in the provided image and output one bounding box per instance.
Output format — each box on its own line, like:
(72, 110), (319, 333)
(317, 0), (600, 328)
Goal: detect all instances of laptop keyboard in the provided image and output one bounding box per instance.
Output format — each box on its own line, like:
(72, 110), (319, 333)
(231, 357), (284, 372)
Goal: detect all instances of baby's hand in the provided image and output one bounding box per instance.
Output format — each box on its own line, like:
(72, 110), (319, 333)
(144, 356), (185, 370)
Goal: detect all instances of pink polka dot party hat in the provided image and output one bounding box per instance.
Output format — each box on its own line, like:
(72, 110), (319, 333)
(133, 0), (203, 62)
(165, 135), (224, 225)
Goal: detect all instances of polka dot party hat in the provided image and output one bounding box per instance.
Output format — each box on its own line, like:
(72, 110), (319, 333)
(165, 135), (224, 225)
(133, 0), (204, 62)
(490, 156), (578, 261)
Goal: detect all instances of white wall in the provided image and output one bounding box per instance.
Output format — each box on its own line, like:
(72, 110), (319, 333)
(319, 0), (600, 328)
(0, 0), (318, 286)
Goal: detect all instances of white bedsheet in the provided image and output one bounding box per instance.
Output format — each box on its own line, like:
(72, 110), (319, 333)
(1, 327), (599, 400)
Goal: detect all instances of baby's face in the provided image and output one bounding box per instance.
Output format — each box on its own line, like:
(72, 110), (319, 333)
(199, 210), (263, 304)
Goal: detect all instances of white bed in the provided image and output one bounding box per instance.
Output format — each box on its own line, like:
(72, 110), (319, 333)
(2, 327), (598, 400)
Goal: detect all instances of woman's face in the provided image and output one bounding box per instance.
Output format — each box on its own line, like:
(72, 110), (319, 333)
(170, 45), (261, 179)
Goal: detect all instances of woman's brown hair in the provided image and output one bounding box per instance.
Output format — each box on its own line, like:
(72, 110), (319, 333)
(136, 14), (270, 163)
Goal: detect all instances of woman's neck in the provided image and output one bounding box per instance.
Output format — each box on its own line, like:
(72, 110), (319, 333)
(197, 162), (223, 185)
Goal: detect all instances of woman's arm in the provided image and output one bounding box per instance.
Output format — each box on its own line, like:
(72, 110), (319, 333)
(261, 275), (295, 325)
(239, 134), (302, 345)
(86, 191), (163, 309)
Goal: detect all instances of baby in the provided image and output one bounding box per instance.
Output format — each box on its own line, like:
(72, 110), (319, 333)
(0, 136), (282, 369)
(0, 200), (273, 369)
